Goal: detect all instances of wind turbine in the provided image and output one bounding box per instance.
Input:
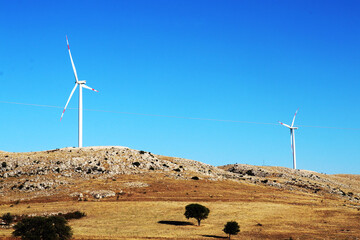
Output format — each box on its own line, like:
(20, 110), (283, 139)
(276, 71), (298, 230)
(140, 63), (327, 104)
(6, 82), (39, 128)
(279, 109), (299, 169)
(60, 36), (98, 148)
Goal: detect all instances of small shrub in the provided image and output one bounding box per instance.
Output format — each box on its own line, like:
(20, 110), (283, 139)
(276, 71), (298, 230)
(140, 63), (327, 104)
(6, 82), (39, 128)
(1, 213), (14, 225)
(191, 176), (199, 180)
(139, 150), (145, 154)
(59, 211), (86, 220)
(1, 162), (6, 168)
(12, 216), (72, 240)
(132, 162), (140, 167)
(173, 168), (181, 172)
(184, 203), (210, 226)
(149, 166), (154, 170)
(223, 221), (240, 240)
(245, 170), (255, 176)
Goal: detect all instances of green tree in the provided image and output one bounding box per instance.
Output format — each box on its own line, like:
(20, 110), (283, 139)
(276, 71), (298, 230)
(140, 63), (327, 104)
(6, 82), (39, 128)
(12, 216), (72, 240)
(223, 221), (240, 240)
(1, 212), (14, 225)
(184, 203), (210, 226)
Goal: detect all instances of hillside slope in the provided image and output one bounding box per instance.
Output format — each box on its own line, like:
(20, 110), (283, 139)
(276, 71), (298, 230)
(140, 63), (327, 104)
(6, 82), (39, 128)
(0, 147), (359, 239)
(0, 146), (239, 203)
(220, 164), (360, 204)
(1, 146), (359, 203)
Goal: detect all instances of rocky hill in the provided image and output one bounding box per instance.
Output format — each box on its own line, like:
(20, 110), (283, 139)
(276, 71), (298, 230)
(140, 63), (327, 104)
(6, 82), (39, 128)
(0, 146), (359, 205)
(0, 146), (235, 202)
(220, 164), (360, 203)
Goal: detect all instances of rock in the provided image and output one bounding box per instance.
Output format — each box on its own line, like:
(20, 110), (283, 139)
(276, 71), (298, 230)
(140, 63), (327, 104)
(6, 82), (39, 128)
(89, 190), (116, 199)
(123, 182), (149, 188)
(78, 193), (84, 201)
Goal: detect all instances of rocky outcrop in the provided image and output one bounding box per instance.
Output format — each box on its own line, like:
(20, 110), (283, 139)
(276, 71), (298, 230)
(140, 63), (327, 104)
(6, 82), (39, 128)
(222, 164), (360, 203)
(0, 147), (231, 181)
(0, 147), (240, 201)
(0, 147), (359, 204)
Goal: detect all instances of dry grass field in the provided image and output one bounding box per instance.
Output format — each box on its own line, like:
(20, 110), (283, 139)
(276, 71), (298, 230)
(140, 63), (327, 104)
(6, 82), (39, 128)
(0, 199), (359, 240)
(0, 147), (359, 239)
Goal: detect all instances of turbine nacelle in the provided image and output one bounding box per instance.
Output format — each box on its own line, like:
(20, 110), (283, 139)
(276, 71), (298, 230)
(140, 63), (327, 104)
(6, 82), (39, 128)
(279, 122), (298, 129)
(77, 80), (86, 84)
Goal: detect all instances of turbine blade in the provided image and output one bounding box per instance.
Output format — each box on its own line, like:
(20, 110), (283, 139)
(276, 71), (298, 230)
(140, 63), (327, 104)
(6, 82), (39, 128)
(279, 121), (291, 128)
(291, 109), (299, 127)
(66, 36), (79, 83)
(82, 84), (99, 92)
(60, 83), (78, 121)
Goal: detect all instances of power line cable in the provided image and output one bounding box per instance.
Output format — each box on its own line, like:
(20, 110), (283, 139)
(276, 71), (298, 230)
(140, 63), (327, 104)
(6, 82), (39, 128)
(1, 100), (359, 130)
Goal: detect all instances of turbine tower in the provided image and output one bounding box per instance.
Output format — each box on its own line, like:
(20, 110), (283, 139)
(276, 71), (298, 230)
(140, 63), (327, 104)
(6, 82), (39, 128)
(279, 109), (299, 169)
(60, 36), (98, 148)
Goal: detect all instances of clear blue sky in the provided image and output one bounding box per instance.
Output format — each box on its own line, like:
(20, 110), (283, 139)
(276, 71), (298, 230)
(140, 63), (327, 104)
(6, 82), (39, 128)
(1, 0), (359, 174)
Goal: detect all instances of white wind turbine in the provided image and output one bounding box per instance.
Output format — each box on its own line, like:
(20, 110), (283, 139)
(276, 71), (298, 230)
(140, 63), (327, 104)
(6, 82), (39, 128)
(279, 109), (299, 169)
(60, 36), (98, 148)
